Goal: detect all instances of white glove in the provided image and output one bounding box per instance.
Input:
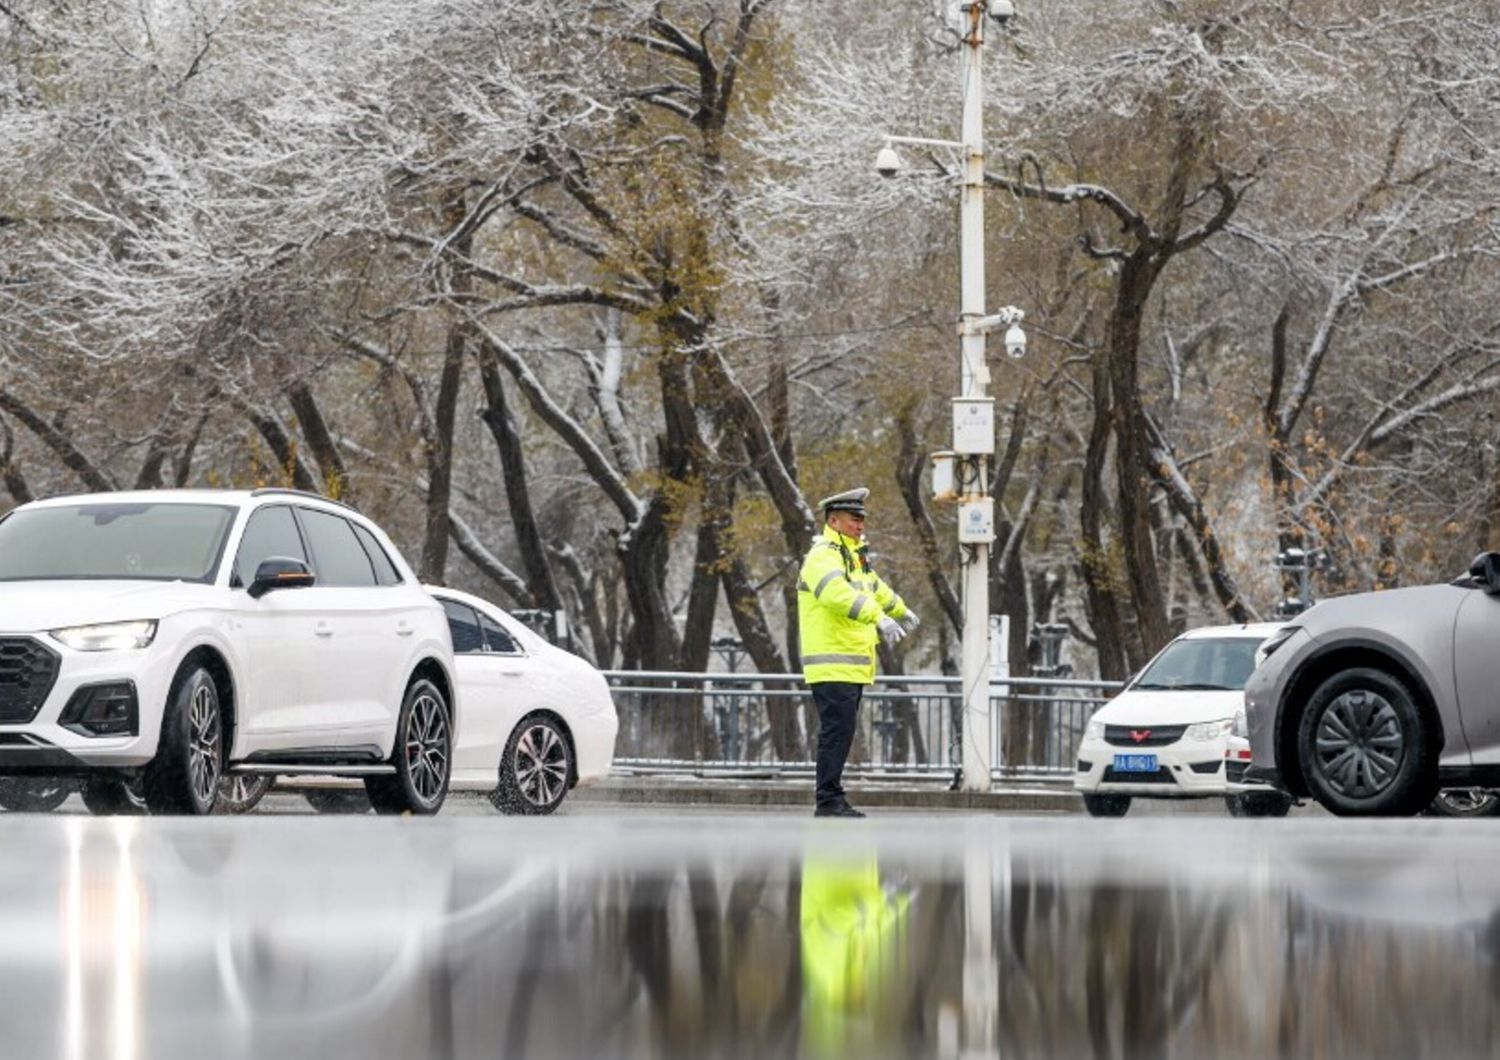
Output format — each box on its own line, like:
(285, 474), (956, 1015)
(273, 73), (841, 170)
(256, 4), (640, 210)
(898, 609), (921, 635)
(877, 615), (906, 648)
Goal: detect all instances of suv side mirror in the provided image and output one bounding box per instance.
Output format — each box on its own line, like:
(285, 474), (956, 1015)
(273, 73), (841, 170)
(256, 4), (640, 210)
(1468, 552), (1500, 595)
(248, 557), (316, 599)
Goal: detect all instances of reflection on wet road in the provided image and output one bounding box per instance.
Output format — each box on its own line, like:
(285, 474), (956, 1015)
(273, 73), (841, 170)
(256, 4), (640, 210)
(0, 815), (1496, 1059)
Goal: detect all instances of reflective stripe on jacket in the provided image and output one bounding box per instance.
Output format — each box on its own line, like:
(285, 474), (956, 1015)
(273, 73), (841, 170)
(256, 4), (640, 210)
(797, 525), (908, 685)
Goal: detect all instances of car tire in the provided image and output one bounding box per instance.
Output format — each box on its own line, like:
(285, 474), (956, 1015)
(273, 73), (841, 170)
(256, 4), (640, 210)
(142, 665), (224, 816)
(365, 678), (451, 815)
(490, 713), (573, 816)
(303, 788), (372, 814)
(215, 774), (273, 815)
(1297, 667), (1437, 817)
(80, 776), (146, 816)
(1225, 791), (1293, 818)
(1082, 793), (1131, 818)
(0, 778), (72, 813)
(1426, 788), (1500, 818)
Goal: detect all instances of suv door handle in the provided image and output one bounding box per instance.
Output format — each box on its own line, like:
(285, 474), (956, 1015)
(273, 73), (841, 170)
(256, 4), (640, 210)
(396, 621), (414, 637)
(314, 621), (333, 638)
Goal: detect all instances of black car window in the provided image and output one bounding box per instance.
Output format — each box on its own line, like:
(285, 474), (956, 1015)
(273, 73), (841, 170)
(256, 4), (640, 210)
(441, 599), (485, 654)
(295, 508), (376, 588)
(234, 506), (307, 588)
(350, 523), (402, 586)
(478, 611), (521, 655)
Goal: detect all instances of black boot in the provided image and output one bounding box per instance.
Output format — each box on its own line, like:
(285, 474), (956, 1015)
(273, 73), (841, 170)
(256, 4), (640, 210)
(814, 801), (866, 818)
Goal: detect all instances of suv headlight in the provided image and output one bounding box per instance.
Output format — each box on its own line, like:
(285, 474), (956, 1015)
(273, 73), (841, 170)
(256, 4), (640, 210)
(1186, 718), (1235, 742)
(1231, 708), (1248, 739)
(1084, 717), (1105, 741)
(51, 620), (158, 652)
(1256, 626), (1301, 666)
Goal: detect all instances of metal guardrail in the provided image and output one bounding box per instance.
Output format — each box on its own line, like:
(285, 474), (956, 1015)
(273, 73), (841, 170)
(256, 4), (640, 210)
(604, 670), (1124, 780)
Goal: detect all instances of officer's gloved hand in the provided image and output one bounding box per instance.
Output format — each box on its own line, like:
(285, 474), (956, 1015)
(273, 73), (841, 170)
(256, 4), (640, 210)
(898, 610), (921, 635)
(877, 615), (905, 648)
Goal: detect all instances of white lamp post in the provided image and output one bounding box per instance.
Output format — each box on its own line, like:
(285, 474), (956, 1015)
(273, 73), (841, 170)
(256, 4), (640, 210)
(879, 1), (1023, 793)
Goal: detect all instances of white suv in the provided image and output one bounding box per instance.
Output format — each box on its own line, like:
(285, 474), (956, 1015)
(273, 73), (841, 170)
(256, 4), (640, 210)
(0, 489), (455, 815)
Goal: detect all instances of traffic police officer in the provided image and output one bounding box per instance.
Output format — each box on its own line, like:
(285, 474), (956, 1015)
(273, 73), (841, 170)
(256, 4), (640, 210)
(798, 488), (920, 817)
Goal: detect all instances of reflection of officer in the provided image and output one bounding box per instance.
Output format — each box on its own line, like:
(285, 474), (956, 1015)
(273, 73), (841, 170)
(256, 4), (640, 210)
(798, 488), (919, 818)
(799, 853), (910, 1055)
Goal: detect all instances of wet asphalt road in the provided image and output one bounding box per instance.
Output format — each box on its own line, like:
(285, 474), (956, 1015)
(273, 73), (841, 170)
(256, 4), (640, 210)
(1, 794), (1492, 1060)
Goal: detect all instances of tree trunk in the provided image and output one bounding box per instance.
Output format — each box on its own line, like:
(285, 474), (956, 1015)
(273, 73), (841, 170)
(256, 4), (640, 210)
(0, 389), (116, 492)
(0, 416), (33, 504)
(1079, 353), (1129, 681)
(1107, 251), (1172, 663)
(422, 189), (473, 584)
(285, 381), (350, 497)
(476, 341), (567, 621)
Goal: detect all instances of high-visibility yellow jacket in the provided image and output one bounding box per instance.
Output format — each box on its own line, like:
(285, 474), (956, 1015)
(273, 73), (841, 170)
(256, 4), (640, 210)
(797, 525), (909, 684)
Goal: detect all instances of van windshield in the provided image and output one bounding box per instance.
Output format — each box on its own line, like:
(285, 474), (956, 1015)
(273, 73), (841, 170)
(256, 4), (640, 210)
(0, 503), (236, 583)
(1132, 637), (1263, 692)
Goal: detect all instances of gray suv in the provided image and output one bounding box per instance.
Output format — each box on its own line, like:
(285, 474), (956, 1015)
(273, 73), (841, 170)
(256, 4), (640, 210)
(1244, 553), (1500, 815)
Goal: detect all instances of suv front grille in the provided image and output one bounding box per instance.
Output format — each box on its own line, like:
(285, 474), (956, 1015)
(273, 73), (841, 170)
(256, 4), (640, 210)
(1104, 724), (1186, 748)
(0, 638), (61, 724)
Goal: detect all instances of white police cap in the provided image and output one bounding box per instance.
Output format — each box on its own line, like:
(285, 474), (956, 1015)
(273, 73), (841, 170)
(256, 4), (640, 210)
(818, 487), (869, 516)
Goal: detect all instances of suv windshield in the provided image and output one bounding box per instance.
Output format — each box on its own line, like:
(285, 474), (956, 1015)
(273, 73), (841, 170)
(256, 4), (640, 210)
(0, 503), (237, 583)
(1132, 637), (1262, 692)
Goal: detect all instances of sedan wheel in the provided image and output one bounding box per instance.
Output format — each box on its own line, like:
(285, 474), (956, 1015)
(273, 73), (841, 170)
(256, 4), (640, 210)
(215, 774), (273, 815)
(491, 713), (572, 816)
(1298, 667), (1436, 816)
(1081, 793), (1131, 818)
(80, 776), (147, 816)
(303, 789), (371, 814)
(1427, 788), (1500, 818)
(0, 778), (72, 813)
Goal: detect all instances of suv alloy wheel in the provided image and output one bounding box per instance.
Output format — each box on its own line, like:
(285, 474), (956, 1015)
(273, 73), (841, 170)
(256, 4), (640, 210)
(365, 678), (451, 815)
(142, 665), (223, 815)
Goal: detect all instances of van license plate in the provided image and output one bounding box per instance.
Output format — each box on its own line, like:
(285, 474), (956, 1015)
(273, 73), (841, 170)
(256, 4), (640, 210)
(1113, 754), (1157, 772)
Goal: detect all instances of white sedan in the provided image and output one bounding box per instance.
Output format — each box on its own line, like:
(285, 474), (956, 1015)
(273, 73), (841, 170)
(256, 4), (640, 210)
(1075, 623), (1289, 817)
(428, 587), (617, 815)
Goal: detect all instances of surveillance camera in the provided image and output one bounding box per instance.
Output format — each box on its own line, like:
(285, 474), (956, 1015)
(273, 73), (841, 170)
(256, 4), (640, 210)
(1004, 323), (1026, 359)
(874, 145), (903, 179)
(989, 0), (1017, 24)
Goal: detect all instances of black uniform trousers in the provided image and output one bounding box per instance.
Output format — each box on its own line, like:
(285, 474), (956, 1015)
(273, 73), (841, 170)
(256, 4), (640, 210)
(811, 681), (864, 808)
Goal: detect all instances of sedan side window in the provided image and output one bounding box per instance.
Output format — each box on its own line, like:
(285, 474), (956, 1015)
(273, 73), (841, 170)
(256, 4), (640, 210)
(296, 508), (377, 588)
(478, 611), (521, 655)
(440, 599), (486, 654)
(233, 506), (307, 588)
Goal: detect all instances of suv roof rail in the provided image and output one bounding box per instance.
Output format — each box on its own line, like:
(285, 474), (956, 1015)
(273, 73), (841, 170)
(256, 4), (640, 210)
(249, 487), (359, 513)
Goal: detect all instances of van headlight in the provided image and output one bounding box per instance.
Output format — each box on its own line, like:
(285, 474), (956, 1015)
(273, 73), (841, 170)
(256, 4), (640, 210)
(1186, 718), (1235, 742)
(1232, 708), (1248, 739)
(1084, 717), (1105, 741)
(51, 620), (158, 652)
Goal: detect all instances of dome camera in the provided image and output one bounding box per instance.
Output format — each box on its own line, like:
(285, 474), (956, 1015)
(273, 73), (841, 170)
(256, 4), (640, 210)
(989, 0), (1017, 24)
(874, 145), (903, 179)
(1004, 323), (1027, 359)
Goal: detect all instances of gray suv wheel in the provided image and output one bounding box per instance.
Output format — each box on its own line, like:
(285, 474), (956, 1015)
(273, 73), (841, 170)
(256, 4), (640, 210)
(1297, 667), (1437, 816)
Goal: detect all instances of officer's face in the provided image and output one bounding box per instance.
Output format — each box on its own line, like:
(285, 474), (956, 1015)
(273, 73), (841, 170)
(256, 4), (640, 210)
(828, 511), (866, 538)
